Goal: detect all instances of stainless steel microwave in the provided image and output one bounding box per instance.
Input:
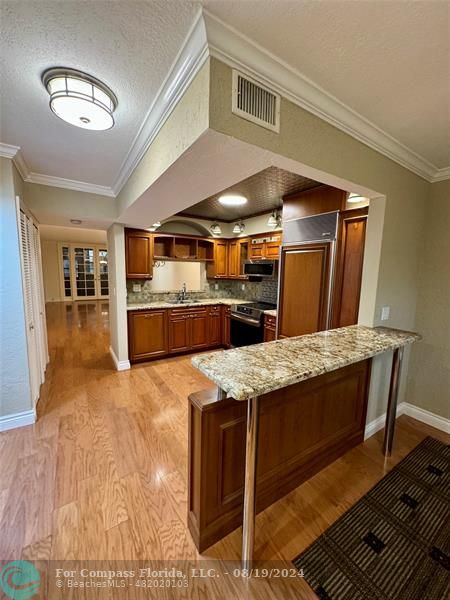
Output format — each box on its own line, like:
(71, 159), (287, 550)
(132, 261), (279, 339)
(243, 260), (277, 278)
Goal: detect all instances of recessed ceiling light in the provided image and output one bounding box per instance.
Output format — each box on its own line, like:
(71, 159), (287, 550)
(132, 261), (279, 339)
(348, 192), (367, 203)
(70, 219), (82, 225)
(42, 68), (117, 131)
(218, 194), (248, 207)
(152, 221), (161, 228)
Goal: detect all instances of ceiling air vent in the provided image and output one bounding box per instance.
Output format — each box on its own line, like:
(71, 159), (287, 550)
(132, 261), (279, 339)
(232, 70), (280, 133)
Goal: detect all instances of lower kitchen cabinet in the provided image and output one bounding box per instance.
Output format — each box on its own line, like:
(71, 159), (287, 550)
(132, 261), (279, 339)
(222, 306), (231, 348)
(190, 310), (209, 350)
(264, 314), (277, 341)
(208, 306), (222, 346)
(129, 305), (225, 364)
(128, 310), (168, 362)
(168, 313), (191, 354)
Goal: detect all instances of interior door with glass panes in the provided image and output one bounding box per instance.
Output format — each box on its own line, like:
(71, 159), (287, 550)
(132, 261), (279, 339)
(71, 246), (108, 300)
(97, 248), (109, 298)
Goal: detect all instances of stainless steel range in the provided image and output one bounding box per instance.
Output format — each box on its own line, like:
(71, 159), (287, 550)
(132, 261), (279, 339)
(230, 301), (277, 347)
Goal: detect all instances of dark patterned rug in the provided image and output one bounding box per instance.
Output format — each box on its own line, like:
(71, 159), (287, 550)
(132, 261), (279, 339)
(293, 437), (450, 600)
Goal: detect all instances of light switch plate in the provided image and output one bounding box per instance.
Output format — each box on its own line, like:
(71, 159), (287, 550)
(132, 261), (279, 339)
(381, 306), (390, 321)
(214, 283), (219, 290)
(241, 284), (246, 291)
(132, 284), (141, 292)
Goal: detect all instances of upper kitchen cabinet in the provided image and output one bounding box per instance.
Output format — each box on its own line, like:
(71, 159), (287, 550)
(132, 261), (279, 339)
(282, 185), (347, 221)
(213, 240), (228, 278)
(332, 207), (368, 328)
(248, 234), (282, 260)
(125, 229), (153, 279)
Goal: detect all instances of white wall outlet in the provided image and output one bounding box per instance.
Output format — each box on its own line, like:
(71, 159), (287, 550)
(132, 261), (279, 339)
(381, 306), (390, 321)
(214, 283), (219, 290)
(241, 283), (246, 291)
(132, 283), (142, 293)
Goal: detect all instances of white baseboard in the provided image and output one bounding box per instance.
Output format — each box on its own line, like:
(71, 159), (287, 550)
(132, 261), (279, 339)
(0, 409), (36, 432)
(109, 346), (130, 371)
(365, 401), (449, 439)
(402, 403), (450, 434)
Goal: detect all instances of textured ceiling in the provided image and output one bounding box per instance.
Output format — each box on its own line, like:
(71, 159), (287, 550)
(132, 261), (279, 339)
(178, 166), (321, 221)
(0, 0), (198, 185)
(202, 0), (450, 168)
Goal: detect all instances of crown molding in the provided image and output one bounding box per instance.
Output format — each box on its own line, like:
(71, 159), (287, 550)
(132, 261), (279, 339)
(431, 167), (450, 183)
(25, 172), (115, 197)
(111, 9), (209, 196)
(3, 11), (449, 196)
(0, 142), (20, 159)
(203, 10), (449, 184)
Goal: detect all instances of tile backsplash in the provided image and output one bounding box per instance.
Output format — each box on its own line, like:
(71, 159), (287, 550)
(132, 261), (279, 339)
(127, 277), (278, 305)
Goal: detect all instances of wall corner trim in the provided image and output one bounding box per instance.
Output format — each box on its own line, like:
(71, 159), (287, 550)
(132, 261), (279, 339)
(109, 346), (130, 371)
(0, 409), (36, 432)
(364, 402), (450, 439)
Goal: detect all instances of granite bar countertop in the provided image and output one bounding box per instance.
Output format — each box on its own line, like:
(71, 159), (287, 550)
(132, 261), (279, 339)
(192, 325), (420, 401)
(127, 298), (252, 311)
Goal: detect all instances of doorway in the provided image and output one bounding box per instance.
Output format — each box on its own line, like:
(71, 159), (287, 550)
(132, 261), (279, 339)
(60, 244), (109, 300)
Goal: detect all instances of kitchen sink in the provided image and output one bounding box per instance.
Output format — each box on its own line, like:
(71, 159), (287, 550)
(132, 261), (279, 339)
(174, 299), (200, 304)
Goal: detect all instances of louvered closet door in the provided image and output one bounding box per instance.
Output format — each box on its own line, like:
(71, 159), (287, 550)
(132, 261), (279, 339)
(29, 222), (47, 379)
(20, 211), (40, 404)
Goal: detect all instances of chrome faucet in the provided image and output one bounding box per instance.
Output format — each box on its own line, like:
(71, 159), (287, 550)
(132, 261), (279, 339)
(178, 283), (187, 302)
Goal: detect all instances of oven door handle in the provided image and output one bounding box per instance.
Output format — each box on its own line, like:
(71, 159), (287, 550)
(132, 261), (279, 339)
(230, 313), (261, 327)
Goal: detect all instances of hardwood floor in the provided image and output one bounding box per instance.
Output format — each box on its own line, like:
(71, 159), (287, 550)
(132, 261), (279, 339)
(0, 301), (448, 598)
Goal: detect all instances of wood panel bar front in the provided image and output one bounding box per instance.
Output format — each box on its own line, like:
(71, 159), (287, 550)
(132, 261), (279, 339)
(188, 359), (371, 553)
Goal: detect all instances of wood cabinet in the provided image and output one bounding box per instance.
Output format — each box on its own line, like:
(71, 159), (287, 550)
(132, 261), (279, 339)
(190, 310), (209, 350)
(282, 184), (347, 221)
(222, 306), (231, 348)
(129, 304), (227, 363)
(188, 359), (371, 552)
(278, 242), (331, 338)
(332, 208), (368, 328)
(208, 305), (222, 346)
(125, 229), (153, 279)
(127, 310), (168, 361)
(168, 312), (191, 354)
(125, 230), (215, 279)
(169, 307), (208, 353)
(210, 240), (228, 278)
(264, 314), (277, 342)
(249, 236), (281, 260)
(228, 240), (239, 277)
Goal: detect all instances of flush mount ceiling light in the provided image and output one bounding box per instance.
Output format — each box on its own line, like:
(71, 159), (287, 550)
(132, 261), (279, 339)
(42, 68), (118, 130)
(210, 222), (222, 235)
(233, 220), (245, 234)
(218, 194), (248, 207)
(348, 192), (366, 203)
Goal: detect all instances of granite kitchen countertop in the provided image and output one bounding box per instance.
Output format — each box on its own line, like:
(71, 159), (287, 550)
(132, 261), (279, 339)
(264, 309), (277, 317)
(127, 298), (253, 310)
(192, 325), (420, 401)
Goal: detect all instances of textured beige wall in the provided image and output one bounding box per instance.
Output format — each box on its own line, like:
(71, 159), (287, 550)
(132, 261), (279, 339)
(24, 183), (117, 225)
(107, 223), (128, 365)
(41, 240), (62, 302)
(406, 180), (450, 418)
(0, 158), (32, 417)
(208, 58), (433, 421)
(117, 59), (210, 216)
